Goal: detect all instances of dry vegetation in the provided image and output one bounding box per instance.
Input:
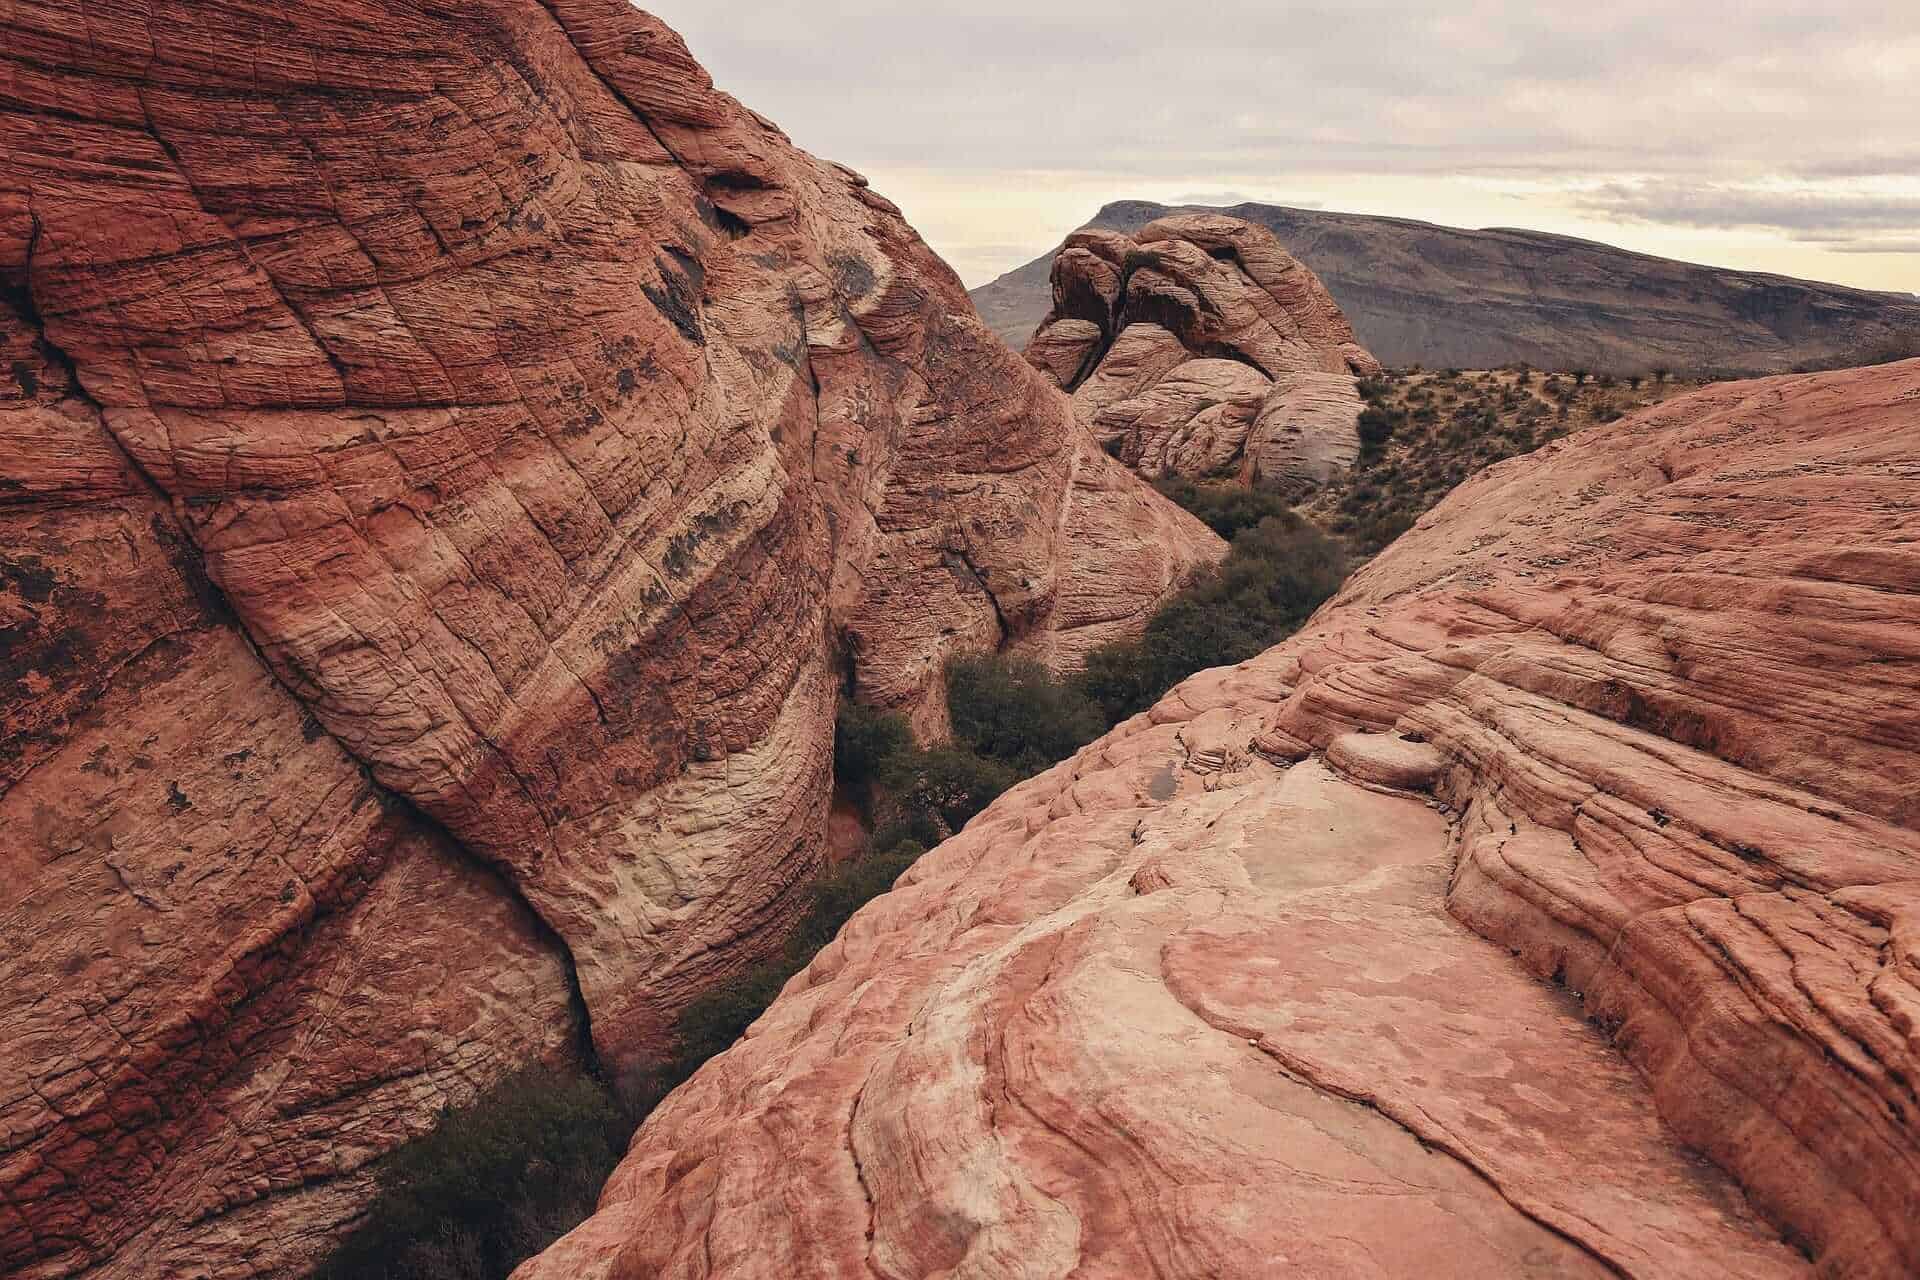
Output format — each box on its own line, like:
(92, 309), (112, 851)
(1303, 366), (1707, 552)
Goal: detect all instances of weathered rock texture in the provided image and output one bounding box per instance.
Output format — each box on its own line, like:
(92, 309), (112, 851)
(975, 200), (1920, 375)
(0, 4), (1217, 1276)
(1027, 215), (1382, 497)
(523, 360), (1920, 1280)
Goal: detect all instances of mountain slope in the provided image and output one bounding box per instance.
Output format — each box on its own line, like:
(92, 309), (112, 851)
(974, 200), (1920, 374)
(524, 359), (1920, 1280)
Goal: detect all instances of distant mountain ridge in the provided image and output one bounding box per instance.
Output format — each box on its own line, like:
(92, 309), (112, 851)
(972, 200), (1920, 374)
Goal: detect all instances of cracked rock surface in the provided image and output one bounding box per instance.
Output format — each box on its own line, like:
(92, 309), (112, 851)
(1026, 214), (1382, 497)
(0, 3), (1218, 1275)
(522, 360), (1920, 1280)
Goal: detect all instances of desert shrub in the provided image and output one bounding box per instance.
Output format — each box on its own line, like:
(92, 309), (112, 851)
(315, 1069), (633, 1280)
(1354, 510), (1418, 551)
(665, 963), (797, 1086)
(1848, 333), (1920, 367)
(1074, 514), (1346, 722)
(1073, 637), (1160, 726)
(788, 843), (924, 962)
(1152, 476), (1299, 540)
(945, 652), (1106, 775)
(1356, 405), (1400, 452)
(881, 745), (1018, 832)
(833, 701), (912, 796)
(869, 808), (943, 854)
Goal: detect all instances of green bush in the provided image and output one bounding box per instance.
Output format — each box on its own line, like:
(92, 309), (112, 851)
(833, 701), (912, 796)
(1152, 476), (1297, 540)
(1073, 637), (1160, 728)
(787, 843), (923, 962)
(1074, 514), (1346, 721)
(315, 1068), (633, 1280)
(869, 809), (943, 854)
(881, 745), (1018, 832)
(665, 963), (795, 1086)
(945, 652), (1106, 775)
(1356, 405), (1400, 451)
(1355, 375), (1393, 402)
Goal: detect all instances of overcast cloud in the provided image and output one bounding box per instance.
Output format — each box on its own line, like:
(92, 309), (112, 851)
(646, 2), (1920, 290)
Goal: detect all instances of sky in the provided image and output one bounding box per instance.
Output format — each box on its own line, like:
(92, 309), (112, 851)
(646, 2), (1920, 293)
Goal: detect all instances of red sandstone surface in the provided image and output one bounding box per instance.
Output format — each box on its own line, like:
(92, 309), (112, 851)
(523, 360), (1920, 1280)
(0, 4), (1217, 1275)
(1026, 215), (1382, 497)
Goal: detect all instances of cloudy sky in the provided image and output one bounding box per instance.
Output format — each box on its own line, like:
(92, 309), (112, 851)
(648, 2), (1920, 293)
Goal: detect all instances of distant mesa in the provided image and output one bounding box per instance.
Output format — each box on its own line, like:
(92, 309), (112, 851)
(975, 199), (1920, 374)
(1026, 213), (1379, 498)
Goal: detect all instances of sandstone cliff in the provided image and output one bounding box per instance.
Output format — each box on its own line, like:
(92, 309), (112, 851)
(522, 359), (1920, 1280)
(1026, 215), (1381, 497)
(975, 200), (1920, 376)
(0, 4), (1218, 1276)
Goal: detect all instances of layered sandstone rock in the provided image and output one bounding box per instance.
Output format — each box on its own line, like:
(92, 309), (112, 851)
(0, 4), (1217, 1275)
(1026, 214), (1382, 496)
(523, 360), (1920, 1280)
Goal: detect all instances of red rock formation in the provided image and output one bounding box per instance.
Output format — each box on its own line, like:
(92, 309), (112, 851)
(522, 360), (1920, 1280)
(1027, 214), (1383, 496)
(0, 4), (1217, 1275)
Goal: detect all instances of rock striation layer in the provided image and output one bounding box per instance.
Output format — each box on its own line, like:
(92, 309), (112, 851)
(0, 4), (1217, 1276)
(1026, 215), (1381, 497)
(523, 360), (1920, 1280)
(975, 200), (1920, 375)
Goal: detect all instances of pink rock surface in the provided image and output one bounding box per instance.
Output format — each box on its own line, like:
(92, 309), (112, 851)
(1027, 215), (1381, 495)
(0, 3), (1217, 1274)
(524, 360), (1920, 1279)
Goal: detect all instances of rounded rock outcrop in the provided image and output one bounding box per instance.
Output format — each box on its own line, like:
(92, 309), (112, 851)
(1026, 213), (1383, 496)
(0, 3), (1220, 1275)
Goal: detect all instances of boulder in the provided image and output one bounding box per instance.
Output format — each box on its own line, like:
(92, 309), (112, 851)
(1027, 213), (1381, 495)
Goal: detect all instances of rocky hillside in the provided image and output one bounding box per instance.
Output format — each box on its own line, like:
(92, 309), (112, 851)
(0, 4), (1218, 1276)
(523, 359), (1920, 1280)
(1306, 366), (1712, 550)
(1026, 214), (1378, 496)
(974, 201), (1920, 375)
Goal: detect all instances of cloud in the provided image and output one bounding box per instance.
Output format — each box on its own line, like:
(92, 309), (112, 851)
(652, 1), (1920, 182)
(1164, 191), (1325, 209)
(1828, 241), (1920, 255)
(1573, 181), (1920, 245)
(643, 1), (1920, 292)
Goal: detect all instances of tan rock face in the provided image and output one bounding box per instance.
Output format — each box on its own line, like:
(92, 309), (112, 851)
(1026, 214), (1382, 495)
(0, 3), (1217, 1275)
(523, 360), (1920, 1280)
